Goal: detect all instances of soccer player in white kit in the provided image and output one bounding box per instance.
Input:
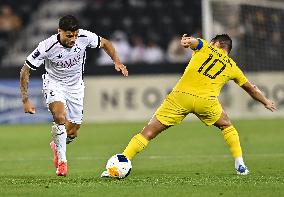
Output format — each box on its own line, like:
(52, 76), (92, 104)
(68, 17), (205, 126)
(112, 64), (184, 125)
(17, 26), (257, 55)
(20, 15), (128, 176)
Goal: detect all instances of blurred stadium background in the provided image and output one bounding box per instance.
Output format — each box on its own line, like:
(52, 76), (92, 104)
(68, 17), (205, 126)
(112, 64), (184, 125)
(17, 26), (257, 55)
(0, 0), (283, 124)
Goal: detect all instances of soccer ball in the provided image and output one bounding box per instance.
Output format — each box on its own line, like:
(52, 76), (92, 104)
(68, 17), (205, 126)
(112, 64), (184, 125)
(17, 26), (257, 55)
(105, 154), (132, 179)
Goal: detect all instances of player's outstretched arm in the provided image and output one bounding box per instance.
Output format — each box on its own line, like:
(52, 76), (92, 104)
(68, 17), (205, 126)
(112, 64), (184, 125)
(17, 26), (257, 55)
(180, 34), (199, 50)
(100, 37), (128, 77)
(20, 64), (36, 114)
(241, 81), (276, 112)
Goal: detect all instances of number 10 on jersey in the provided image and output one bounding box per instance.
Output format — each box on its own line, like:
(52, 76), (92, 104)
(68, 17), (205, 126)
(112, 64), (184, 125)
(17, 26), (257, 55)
(198, 54), (226, 79)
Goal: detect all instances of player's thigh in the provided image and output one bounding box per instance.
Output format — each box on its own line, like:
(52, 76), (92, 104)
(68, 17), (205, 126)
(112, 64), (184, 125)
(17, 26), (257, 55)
(194, 98), (223, 126)
(43, 75), (66, 107)
(64, 88), (84, 125)
(43, 88), (66, 106)
(48, 101), (66, 114)
(43, 81), (67, 120)
(155, 91), (193, 126)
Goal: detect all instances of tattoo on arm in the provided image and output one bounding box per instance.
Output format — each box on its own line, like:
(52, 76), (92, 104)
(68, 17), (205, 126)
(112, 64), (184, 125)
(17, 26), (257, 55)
(20, 64), (30, 103)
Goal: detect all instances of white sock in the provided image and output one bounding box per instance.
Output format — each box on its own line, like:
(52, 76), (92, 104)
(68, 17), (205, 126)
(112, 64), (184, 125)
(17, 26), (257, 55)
(52, 124), (67, 163)
(235, 157), (245, 169)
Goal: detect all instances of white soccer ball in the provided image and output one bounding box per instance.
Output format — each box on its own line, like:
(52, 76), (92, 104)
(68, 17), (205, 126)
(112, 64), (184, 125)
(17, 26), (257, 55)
(105, 154), (132, 179)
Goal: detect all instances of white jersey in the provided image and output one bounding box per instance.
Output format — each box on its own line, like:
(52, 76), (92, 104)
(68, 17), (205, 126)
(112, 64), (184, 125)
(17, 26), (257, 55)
(26, 29), (100, 86)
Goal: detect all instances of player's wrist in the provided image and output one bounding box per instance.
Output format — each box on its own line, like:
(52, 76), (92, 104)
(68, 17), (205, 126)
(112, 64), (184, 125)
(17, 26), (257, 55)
(22, 97), (29, 103)
(113, 60), (121, 65)
(263, 100), (271, 107)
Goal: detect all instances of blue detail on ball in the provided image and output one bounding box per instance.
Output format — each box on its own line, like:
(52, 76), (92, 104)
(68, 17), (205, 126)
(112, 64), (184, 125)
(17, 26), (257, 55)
(237, 165), (247, 173)
(117, 154), (128, 162)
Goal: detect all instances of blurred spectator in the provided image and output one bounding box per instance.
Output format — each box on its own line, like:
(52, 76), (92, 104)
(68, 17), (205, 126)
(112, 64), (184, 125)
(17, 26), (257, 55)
(249, 10), (269, 68)
(0, 5), (22, 36)
(254, 11), (268, 40)
(144, 40), (164, 64)
(129, 35), (146, 63)
(267, 12), (283, 68)
(166, 35), (192, 63)
(0, 0), (202, 67)
(97, 30), (131, 65)
(212, 4), (244, 58)
(0, 5), (22, 59)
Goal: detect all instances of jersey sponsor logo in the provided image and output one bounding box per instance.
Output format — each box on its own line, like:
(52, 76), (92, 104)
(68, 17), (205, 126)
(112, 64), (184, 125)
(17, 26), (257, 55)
(55, 54), (82, 69)
(32, 50), (41, 59)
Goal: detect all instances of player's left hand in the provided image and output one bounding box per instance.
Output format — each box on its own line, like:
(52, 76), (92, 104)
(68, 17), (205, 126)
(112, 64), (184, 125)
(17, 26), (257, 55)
(114, 62), (128, 77)
(264, 99), (277, 112)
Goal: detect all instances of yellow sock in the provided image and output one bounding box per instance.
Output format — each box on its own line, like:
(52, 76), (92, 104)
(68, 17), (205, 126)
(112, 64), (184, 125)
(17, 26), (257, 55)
(222, 126), (242, 158)
(123, 133), (149, 160)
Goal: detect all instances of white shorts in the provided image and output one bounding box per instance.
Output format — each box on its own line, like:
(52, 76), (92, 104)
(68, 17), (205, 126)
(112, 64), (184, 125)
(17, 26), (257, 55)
(42, 74), (85, 124)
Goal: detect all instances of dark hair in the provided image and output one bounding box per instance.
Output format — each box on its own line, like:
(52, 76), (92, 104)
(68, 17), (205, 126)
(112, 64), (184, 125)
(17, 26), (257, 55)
(210, 34), (232, 53)
(59, 15), (79, 31)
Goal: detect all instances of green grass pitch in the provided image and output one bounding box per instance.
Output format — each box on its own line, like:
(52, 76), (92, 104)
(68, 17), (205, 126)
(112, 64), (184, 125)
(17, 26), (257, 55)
(0, 119), (283, 196)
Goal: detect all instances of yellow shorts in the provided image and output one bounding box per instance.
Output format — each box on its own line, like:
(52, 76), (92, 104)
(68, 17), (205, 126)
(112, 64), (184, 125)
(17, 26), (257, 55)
(155, 91), (222, 126)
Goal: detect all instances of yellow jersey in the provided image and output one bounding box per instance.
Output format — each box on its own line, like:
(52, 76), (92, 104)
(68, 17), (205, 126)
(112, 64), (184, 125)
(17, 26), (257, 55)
(173, 39), (248, 98)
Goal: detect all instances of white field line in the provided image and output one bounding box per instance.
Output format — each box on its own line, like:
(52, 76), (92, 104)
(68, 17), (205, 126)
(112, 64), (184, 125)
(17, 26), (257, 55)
(0, 153), (283, 162)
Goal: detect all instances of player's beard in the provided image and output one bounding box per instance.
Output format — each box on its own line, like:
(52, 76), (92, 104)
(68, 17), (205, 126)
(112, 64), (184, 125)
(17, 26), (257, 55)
(61, 39), (75, 48)
(68, 41), (75, 48)
(64, 41), (74, 48)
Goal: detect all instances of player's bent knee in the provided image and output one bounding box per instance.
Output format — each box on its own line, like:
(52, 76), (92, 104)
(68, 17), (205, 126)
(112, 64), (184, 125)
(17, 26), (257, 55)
(214, 111), (232, 130)
(144, 132), (153, 140)
(142, 118), (169, 140)
(214, 121), (232, 130)
(141, 126), (160, 140)
(53, 113), (66, 124)
(214, 121), (231, 130)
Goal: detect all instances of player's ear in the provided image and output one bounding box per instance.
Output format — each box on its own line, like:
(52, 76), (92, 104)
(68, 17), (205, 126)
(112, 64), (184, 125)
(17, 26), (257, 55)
(212, 41), (220, 48)
(58, 29), (61, 34)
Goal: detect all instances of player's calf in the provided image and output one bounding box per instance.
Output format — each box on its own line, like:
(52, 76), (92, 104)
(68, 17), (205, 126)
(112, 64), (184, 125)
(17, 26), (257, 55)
(51, 124), (67, 163)
(50, 141), (58, 168)
(65, 123), (80, 144)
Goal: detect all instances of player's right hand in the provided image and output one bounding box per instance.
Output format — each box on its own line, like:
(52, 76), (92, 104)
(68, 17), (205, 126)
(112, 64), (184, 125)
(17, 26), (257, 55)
(114, 62), (128, 77)
(181, 34), (191, 48)
(23, 100), (36, 114)
(264, 99), (277, 112)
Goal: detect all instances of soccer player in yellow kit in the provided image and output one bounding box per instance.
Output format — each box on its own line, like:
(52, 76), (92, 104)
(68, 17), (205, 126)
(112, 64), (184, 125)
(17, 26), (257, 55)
(102, 34), (276, 176)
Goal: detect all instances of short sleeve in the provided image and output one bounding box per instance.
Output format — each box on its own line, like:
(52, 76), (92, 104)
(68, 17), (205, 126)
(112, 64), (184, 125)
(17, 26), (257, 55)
(233, 65), (248, 86)
(80, 29), (101, 48)
(193, 38), (208, 51)
(26, 42), (46, 70)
